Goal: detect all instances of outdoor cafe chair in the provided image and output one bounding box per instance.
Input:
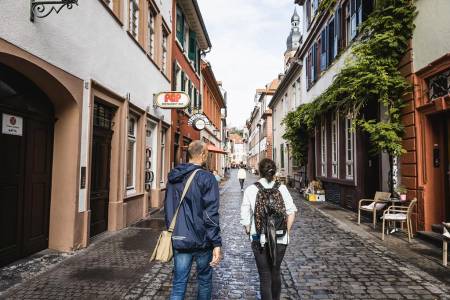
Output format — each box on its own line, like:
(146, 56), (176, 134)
(381, 198), (417, 243)
(358, 192), (391, 229)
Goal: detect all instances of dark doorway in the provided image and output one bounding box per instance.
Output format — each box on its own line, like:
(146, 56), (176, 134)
(363, 102), (381, 198)
(0, 64), (54, 267)
(89, 102), (114, 237)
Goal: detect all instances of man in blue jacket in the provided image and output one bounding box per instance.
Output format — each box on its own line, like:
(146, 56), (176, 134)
(164, 140), (222, 300)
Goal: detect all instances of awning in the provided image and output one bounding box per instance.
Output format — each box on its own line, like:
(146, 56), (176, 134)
(207, 144), (228, 155)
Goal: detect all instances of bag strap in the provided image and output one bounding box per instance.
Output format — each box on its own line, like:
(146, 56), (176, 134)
(168, 169), (200, 233)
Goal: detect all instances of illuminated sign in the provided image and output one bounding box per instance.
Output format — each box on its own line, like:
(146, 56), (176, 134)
(154, 92), (190, 109)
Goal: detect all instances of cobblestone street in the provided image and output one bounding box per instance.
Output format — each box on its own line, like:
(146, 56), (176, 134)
(1, 170), (449, 299)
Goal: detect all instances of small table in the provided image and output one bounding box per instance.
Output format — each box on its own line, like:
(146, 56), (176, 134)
(387, 198), (408, 234)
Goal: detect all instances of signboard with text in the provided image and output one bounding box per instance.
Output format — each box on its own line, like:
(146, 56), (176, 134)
(2, 113), (23, 136)
(154, 92), (190, 109)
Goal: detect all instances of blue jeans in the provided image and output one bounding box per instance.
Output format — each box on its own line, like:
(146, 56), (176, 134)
(170, 248), (213, 300)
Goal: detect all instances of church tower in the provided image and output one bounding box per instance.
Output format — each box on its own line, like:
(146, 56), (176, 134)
(284, 8), (302, 70)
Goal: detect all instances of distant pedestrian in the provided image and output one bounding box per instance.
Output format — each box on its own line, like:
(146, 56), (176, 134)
(213, 170), (221, 183)
(240, 158), (297, 300)
(237, 162), (247, 192)
(164, 140), (222, 300)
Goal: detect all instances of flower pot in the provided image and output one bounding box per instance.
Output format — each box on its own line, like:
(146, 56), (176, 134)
(400, 194), (407, 201)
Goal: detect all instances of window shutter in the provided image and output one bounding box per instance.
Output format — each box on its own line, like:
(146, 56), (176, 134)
(328, 19), (335, 63)
(176, 6), (184, 45)
(312, 44), (317, 82)
(335, 7), (341, 53)
(172, 62), (177, 90)
(188, 30), (197, 61)
(181, 71), (185, 92)
(320, 29), (327, 71)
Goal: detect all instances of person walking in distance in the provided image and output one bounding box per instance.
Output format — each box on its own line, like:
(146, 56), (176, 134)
(240, 158), (297, 300)
(164, 140), (222, 300)
(237, 162), (247, 192)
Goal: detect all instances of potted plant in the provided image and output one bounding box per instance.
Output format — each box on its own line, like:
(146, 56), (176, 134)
(395, 185), (407, 201)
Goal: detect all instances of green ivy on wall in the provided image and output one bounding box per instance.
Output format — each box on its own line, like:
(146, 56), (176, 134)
(283, 0), (416, 166)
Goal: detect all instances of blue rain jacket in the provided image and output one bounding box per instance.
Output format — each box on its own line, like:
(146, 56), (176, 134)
(164, 163), (222, 250)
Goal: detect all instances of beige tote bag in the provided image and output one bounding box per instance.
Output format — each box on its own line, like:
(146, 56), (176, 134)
(150, 169), (200, 263)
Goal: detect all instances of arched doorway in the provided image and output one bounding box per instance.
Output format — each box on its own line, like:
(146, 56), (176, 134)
(0, 63), (54, 267)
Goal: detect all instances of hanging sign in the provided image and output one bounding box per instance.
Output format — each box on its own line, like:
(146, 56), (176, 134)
(2, 114), (23, 136)
(188, 113), (210, 131)
(154, 92), (190, 109)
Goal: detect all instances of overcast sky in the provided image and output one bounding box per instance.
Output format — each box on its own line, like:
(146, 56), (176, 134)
(197, 0), (300, 128)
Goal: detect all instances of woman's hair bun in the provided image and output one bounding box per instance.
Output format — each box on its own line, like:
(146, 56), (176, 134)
(258, 159), (277, 182)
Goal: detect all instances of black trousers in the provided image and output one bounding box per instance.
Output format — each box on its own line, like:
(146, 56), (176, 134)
(251, 241), (287, 300)
(239, 179), (245, 189)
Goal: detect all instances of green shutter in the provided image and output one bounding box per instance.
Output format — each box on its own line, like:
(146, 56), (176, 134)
(181, 71), (185, 91)
(176, 6), (184, 45)
(188, 30), (197, 61)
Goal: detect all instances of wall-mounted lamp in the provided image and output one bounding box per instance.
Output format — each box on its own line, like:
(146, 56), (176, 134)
(30, 0), (78, 22)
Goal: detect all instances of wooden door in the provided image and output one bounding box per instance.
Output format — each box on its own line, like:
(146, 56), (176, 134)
(0, 110), (26, 266)
(22, 118), (53, 256)
(0, 110), (53, 266)
(89, 127), (112, 237)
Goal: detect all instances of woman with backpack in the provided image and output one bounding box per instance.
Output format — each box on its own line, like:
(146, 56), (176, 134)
(240, 158), (297, 300)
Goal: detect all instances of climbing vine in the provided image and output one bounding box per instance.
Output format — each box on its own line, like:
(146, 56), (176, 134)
(283, 0), (416, 164)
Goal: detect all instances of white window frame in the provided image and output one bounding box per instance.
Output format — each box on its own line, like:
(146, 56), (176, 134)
(175, 64), (182, 91)
(129, 0), (139, 39)
(345, 116), (355, 180)
(183, 20), (189, 51)
(321, 118), (327, 177)
(148, 5), (156, 58)
(127, 114), (138, 193)
(331, 112), (339, 178)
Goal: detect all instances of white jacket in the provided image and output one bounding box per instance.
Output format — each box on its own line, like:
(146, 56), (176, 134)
(240, 178), (297, 245)
(237, 168), (247, 179)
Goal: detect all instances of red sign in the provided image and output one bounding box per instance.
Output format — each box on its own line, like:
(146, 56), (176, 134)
(155, 92), (190, 109)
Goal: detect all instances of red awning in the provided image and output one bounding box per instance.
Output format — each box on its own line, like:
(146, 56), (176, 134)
(207, 144), (228, 154)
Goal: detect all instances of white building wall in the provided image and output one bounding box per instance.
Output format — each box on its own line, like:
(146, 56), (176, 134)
(0, 0), (172, 119)
(412, 0), (450, 71)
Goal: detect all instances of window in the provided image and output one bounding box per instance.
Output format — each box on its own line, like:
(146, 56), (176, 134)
(162, 28), (168, 74)
(160, 129), (166, 184)
(328, 18), (336, 63)
(129, 0), (139, 39)
(127, 115), (138, 191)
(296, 78), (301, 106)
(176, 5), (184, 45)
(148, 5), (156, 58)
(345, 116), (354, 179)
(180, 71), (186, 91)
(312, 0), (318, 16)
(331, 112), (339, 178)
(312, 43), (318, 82)
(188, 30), (197, 63)
(334, 8), (341, 55)
(320, 29), (328, 71)
(344, 1), (351, 47)
(280, 144), (285, 169)
(183, 20), (189, 51)
(320, 118), (327, 176)
(306, 0), (311, 27)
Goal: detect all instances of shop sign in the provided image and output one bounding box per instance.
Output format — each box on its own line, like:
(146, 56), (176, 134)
(188, 113), (210, 131)
(154, 92), (190, 109)
(2, 114), (23, 136)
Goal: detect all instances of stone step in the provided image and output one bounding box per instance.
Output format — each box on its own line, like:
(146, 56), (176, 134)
(416, 231), (444, 247)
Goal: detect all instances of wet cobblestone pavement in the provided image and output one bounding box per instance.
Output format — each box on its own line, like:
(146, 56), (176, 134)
(1, 170), (449, 299)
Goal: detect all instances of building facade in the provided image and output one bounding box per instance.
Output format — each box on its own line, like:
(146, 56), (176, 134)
(270, 9), (303, 179)
(0, 0), (173, 266)
(401, 0), (450, 232)
(170, 0), (210, 166)
(200, 60), (227, 175)
(293, 0), (388, 210)
(246, 80), (279, 172)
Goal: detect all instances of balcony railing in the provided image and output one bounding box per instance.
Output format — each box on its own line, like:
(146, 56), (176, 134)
(428, 68), (450, 102)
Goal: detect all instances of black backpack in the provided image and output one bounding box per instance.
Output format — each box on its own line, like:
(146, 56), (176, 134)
(254, 181), (287, 265)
